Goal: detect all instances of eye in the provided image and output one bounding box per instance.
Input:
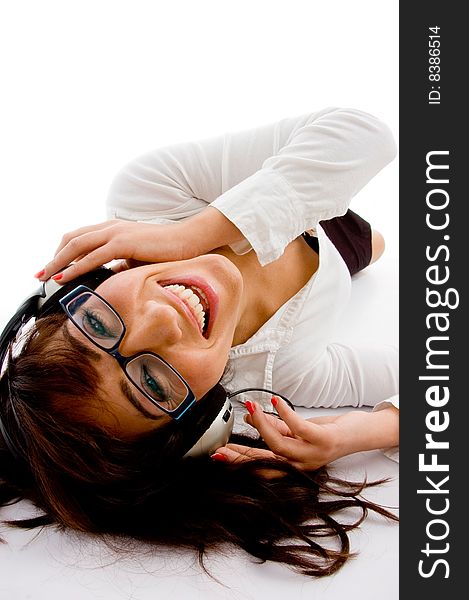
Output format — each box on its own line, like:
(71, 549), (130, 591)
(141, 365), (168, 401)
(82, 310), (116, 339)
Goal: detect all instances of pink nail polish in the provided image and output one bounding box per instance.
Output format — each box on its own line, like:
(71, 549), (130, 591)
(52, 273), (63, 281)
(34, 269), (45, 279)
(245, 400), (255, 415)
(211, 452), (227, 462)
(271, 396), (279, 408)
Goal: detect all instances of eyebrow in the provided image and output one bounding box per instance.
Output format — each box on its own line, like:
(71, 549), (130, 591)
(119, 378), (164, 421)
(63, 320), (163, 422)
(63, 321), (103, 361)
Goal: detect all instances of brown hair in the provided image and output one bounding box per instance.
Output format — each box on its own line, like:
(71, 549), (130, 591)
(0, 311), (397, 579)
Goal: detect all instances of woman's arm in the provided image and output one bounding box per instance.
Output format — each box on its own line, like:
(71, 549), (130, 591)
(107, 106), (397, 266)
(39, 207), (245, 283)
(210, 108), (397, 265)
(40, 107), (396, 281)
(216, 342), (400, 468)
(214, 397), (399, 470)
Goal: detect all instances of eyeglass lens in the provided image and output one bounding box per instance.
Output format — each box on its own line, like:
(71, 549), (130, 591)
(65, 291), (189, 411)
(67, 291), (123, 349)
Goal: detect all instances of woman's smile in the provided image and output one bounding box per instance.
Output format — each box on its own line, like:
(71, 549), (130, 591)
(67, 253), (246, 434)
(158, 275), (219, 338)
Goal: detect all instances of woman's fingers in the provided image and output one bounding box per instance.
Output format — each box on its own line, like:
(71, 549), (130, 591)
(212, 444), (289, 479)
(215, 443), (278, 462)
(270, 398), (342, 467)
(245, 401), (311, 461)
(212, 443), (311, 477)
(271, 397), (325, 442)
(215, 400), (338, 471)
(243, 412), (292, 436)
(244, 399), (340, 469)
(36, 221), (123, 282)
(40, 230), (117, 283)
(53, 221), (118, 256)
(36, 219), (196, 284)
(46, 244), (119, 284)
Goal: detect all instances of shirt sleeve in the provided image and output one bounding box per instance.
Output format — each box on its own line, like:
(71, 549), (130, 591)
(373, 395), (399, 463)
(106, 107), (397, 266)
(277, 343), (399, 463)
(277, 343), (399, 411)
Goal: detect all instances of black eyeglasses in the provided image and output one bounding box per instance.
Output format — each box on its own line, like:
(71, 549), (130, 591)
(59, 285), (196, 420)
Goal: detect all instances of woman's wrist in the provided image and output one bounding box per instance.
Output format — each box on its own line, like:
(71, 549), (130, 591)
(179, 206), (246, 257)
(334, 407), (399, 459)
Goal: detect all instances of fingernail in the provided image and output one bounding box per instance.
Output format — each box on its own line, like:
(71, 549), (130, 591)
(52, 273), (63, 281)
(271, 396), (279, 408)
(34, 269), (45, 279)
(245, 400), (255, 415)
(211, 452), (227, 462)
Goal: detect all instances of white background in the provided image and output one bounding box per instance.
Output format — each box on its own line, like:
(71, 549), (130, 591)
(0, 2), (399, 598)
(0, 0), (398, 324)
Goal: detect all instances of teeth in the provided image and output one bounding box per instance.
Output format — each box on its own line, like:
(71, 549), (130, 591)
(180, 289), (193, 300)
(191, 286), (209, 305)
(186, 294), (199, 308)
(163, 284), (208, 332)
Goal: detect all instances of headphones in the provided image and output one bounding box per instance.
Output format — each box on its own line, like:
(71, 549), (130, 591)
(0, 268), (293, 462)
(182, 386), (294, 459)
(0, 268), (117, 463)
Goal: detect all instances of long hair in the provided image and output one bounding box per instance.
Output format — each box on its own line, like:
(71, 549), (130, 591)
(0, 311), (397, 579)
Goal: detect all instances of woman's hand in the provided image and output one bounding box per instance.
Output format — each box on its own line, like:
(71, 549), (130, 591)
(36, 207), (245, 284)
(35, 220), (192, 284)
(212, 397), (399, 472)
(213, 397), (343, 471)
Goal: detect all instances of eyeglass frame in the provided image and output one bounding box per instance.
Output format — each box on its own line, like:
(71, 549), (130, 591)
(59, 284), (197, 421)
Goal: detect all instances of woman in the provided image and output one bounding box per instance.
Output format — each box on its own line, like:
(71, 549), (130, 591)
(0, 106), (398, 578)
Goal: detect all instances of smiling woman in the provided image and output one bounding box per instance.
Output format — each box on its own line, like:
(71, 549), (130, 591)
(0, 107), (399, 578)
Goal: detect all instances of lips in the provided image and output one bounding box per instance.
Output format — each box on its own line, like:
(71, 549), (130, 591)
(159, 276), (219, 338)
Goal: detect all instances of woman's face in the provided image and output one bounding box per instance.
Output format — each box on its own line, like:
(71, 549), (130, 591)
(64, 254), (244, 435)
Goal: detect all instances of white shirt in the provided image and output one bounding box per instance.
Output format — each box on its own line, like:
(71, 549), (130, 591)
(106, 106), (399, 461)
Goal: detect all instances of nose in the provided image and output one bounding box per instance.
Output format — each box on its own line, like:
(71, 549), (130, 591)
(119, 300), (183, 356)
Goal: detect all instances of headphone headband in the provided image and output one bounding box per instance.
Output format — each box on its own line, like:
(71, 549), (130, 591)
(0, 268), (115, 461)
(0, 267), (115, 371)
